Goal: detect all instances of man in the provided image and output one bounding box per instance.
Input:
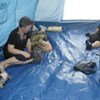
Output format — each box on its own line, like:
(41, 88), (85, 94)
(0, 16), (52, 69)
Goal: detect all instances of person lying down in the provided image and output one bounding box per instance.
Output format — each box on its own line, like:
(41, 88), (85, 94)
(85, 25), (100, 50)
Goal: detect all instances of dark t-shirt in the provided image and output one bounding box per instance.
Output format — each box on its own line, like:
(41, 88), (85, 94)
(89, 30), (100, 43)
(3, 27), (31, 58)
(97, 31), (100, 40)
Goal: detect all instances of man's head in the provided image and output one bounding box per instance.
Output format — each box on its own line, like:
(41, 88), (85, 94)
(19, 16), (34, 33)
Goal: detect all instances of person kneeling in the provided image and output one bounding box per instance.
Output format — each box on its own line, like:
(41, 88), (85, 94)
(31, 32), (52, 63)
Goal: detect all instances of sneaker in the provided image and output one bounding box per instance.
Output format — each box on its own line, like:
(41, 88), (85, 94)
(85, 33), (90, 37)
(85, 40), (92, 50)
(0, 66), (10, 87)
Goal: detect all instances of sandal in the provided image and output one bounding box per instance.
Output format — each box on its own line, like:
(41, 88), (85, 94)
(0, 67), (10, 88)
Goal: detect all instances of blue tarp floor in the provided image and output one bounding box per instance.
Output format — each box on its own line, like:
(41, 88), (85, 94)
(0, 21), (100, 100)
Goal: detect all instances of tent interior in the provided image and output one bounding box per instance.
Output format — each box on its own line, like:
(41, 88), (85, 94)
(0, 0), (100, 100)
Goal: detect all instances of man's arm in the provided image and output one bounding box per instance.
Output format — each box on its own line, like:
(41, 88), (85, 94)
(8, 44), (30, 58)
(8, 44), (25, 55)
(26, 39), (32, 54)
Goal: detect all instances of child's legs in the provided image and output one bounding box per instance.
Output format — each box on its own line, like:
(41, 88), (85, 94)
(0, 56), (33, 69)
(92, 41), (100, 48)
(14, 58), (33, 65)
(0, 57), (18, 68)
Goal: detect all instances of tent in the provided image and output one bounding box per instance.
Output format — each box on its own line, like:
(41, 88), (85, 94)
(0, 0), (100, 100)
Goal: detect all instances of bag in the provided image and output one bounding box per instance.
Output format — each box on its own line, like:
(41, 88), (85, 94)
(74, 61), (96, 75)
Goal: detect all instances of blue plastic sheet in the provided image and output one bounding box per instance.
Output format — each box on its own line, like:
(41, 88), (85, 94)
(0, 21), (100, 100)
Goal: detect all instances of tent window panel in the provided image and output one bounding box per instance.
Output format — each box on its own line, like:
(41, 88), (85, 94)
(63, 0), (100, 20)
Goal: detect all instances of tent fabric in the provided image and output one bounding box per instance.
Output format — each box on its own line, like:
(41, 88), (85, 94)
(0, 0), (18, 46)
(0, 0), (39, 46)
(0, 21), (100, 100)
(15, 0), (39, 26)
(35, 0), (65, 22)
(0, 0), (9, 24)
(0, 0), (64, 47)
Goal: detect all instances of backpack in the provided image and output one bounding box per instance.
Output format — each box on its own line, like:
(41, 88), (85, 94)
(74, 61), (97, 75)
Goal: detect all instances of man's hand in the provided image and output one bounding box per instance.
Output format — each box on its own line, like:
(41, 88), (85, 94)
(40, 28), (46, 33)
(22, 51), (30, 58)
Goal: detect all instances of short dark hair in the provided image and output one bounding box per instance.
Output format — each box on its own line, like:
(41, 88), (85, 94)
(19, 16), (34, 28)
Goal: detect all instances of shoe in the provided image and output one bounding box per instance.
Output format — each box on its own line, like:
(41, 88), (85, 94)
(85, 40), (92, 50)
(0, 67), (7, 88)
(85, 33), (90, 37)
